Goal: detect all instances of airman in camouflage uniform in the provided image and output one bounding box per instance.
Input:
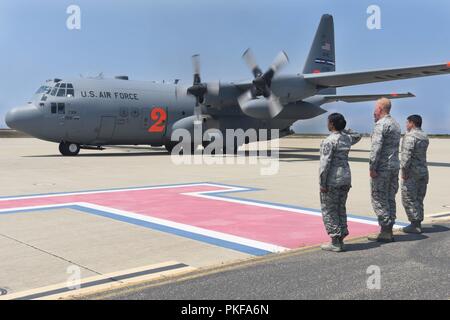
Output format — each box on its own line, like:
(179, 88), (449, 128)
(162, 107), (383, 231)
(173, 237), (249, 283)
(368, 98), (401, 242)
(319, 113), (361, 252)
(401, 115), (429, 234)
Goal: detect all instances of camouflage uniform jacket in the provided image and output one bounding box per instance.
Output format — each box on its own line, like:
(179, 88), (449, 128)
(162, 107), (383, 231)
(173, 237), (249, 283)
(319, 129), (361, 189)
(369, 114), (401, 172)
(401, 127), (429, 179)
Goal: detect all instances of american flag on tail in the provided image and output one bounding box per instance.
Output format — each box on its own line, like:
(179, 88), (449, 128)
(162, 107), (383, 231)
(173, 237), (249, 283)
(321, 42), (331, 51)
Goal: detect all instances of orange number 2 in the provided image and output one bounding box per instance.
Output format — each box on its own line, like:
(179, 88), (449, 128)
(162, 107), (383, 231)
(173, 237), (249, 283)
(148, 107), (167, 133)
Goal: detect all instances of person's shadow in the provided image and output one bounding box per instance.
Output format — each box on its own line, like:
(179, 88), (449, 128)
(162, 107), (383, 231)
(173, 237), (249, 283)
(343, 241), (382, 251)
(342, 224), (449, 252)
(421, 224), (450, 233)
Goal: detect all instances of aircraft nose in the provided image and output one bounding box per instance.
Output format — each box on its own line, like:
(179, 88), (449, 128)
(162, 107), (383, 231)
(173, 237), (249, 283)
(5, 104), (40, 131)
(5, 108), (16, 129)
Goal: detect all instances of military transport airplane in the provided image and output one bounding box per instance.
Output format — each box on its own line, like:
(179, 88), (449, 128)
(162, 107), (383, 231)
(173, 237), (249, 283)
(5, 14), (450, 155)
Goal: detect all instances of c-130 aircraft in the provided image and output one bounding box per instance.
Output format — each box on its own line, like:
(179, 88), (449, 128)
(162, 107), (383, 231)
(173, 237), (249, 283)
(5, 14), (450, 156)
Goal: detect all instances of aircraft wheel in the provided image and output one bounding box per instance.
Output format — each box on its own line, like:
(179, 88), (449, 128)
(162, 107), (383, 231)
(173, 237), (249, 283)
(164, 142), (177, 153)
(164, 142), (198, 154)
(164, 144), (173, 153)
(59, 142), (80, 156)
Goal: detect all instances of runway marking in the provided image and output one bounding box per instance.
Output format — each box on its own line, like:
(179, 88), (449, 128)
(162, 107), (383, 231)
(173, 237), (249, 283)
(0, 202), (281, 255)
(0, 261), (195, 300)
(427, 211), (450, 218)
(0, 182), (405, 255)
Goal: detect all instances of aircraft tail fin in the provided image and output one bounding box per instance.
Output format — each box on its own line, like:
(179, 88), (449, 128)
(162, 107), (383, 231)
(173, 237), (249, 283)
(303, 14), (336, 94)
(303, 14), (335, 74)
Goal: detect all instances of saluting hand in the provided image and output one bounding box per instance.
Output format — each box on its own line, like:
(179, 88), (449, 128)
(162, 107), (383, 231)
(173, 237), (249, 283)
(370, 170), (378, 178)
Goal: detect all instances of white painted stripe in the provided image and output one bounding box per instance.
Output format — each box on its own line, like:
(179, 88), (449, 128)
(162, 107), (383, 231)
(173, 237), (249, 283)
(184, 192), (386, 227)
(0, 183), (237, 202)
(426, 211), (450, 217)
(78, 202), (288, 253)
(0, 202), (80, 213)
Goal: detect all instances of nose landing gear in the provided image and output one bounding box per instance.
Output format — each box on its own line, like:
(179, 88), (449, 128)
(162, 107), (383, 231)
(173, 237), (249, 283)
(59, 141), (80, 156)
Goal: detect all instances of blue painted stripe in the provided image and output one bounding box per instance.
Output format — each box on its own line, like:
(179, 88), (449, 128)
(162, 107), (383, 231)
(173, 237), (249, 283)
(205, 182), (262, 192)
(0, 204), (271, 256)
(75, 205), (271, 256)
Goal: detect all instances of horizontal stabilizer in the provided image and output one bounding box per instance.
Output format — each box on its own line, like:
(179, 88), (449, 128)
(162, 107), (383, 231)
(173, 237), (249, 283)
(323, 92), (415, 103)
(305, 63), (450, 88)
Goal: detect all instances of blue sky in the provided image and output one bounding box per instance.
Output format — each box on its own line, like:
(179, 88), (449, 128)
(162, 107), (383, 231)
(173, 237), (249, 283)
(0, 0), (449, 133)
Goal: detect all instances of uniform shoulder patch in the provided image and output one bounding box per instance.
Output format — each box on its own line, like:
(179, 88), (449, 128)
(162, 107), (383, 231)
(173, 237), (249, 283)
(322, 141), (333, 155)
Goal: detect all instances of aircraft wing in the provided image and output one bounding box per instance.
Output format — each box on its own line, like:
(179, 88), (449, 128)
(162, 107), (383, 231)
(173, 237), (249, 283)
(323, 92), (415, 103)
(233, 81), (253, 92)
(304, 63), (450, 88)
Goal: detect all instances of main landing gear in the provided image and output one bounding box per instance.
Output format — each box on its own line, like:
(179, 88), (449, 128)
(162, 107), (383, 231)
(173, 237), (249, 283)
(59, 141), (80, 156)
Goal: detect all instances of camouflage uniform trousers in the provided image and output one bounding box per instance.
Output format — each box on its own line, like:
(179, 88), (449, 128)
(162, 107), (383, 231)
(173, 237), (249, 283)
(371, 169), (399, 227)
(320, 185), (351, 239)
(401, 176), (428, 223)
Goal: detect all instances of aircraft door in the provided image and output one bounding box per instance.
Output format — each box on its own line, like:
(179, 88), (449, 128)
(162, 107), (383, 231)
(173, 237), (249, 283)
(97, 116), (117, 141)
(65, 101), (85, 141)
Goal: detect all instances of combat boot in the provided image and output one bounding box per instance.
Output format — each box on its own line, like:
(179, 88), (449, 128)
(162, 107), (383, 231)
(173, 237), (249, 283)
(402, 221), (422, 234)
(368, 225), (394, 242)
(338, 237), (345, 251)
(321, 238), (343, 252)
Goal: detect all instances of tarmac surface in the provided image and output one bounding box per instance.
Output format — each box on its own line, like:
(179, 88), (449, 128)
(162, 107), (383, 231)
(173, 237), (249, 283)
(0, 135), (449, 299)
(90, 223), (450, 300)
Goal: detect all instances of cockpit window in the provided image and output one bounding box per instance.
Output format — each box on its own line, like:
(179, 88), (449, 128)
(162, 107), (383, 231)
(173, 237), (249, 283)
(57, 88), (66, 96)
(66, 83), (74, 97)
(50, 87), (58, 96)
(35, 86), (50, 94)
(48, 82), (75, 97)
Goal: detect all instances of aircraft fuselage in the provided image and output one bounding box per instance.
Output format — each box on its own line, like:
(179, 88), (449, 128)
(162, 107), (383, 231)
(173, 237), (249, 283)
(6, 77), (313, 150)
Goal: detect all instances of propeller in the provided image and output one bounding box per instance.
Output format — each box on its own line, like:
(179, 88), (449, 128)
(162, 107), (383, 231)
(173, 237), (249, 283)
(186, 54), (220, 122)
(187, 55), (207, 123)
(238, 49), (289, 118)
